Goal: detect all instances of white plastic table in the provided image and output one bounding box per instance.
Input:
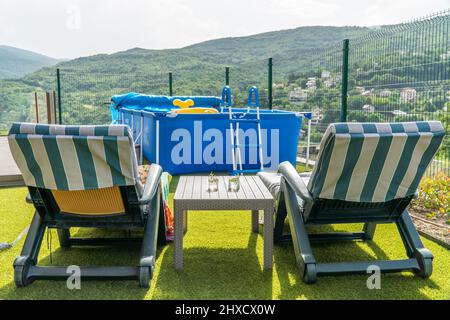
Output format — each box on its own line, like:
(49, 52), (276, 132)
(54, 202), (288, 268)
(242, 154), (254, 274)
(173, 175), (274, 270)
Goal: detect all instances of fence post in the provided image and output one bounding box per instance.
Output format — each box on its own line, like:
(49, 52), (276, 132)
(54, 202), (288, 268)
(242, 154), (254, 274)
(225, 66), (230, 86)
(34, 92), (39, 123)
(340, 39), (349, 122)
(169, 72), (173, 96)
(268, 57), (273, 110)
(56, 68), (62, 124)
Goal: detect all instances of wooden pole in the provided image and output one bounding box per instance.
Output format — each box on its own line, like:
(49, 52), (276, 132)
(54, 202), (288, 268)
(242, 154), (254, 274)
(34, 92), (39, 123)
(53, 91), (57, 124)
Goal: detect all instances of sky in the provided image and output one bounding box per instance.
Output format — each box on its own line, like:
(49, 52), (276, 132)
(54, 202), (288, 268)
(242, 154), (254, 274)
(0, 0), (448, 59)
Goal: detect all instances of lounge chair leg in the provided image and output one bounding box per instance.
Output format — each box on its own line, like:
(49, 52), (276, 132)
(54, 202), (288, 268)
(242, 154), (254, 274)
(363, 223), (377, 240)
(139, 260), (153, 288)
(303, 263), (317, 284)
(274, 191), (288, 244)
(57, 229), (71, 248)
(397, 210), (433, 278)
(157, 192), (168, 245)
(139, 188), (161, 288)
(282, 181), (317, 283)
(14, 212), (46, 287)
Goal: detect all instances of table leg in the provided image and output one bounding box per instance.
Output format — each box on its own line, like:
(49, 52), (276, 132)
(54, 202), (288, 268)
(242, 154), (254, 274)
(183, 210), (188, 234)
(174, 207), (184, 270)
(263, 207), (274, 269)
(251, 210), (259, 233)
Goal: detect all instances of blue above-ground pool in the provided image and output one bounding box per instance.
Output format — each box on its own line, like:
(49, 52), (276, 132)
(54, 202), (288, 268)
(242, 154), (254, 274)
(111, 92), (310, 175)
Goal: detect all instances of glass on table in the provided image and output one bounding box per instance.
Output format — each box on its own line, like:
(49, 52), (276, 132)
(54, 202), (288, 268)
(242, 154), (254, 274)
(208, 172), (219, 193)
(228, 176), (240, 192)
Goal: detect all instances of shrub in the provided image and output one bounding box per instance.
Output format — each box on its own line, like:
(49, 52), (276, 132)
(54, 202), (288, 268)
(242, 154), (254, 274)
(412, 172), (450, 224)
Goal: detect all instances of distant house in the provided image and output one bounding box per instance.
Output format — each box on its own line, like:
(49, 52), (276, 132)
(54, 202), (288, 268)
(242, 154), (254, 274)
(362, 104), (375, 112)
(306, 78), (317, 91)
(374, 105), (394, 114)
(311, 107), (323, 120)
(361, 89), (374, 97)
(289, 88), (308, 104)
(356, 86), (365, 93)
(273, 83), (284, 89)
(321, 70), (331, 78)
(391, 110), (408, 116)
(440, 51), (450, 60)
(379, 90), (392, 97)
(323, 79), (335, 88)
(400, 88), (417, 102)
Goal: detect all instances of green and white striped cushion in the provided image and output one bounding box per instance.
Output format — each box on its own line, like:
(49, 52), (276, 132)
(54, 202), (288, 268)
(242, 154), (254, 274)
(8, 123), (140, 191)
(308, 121), (445, 203)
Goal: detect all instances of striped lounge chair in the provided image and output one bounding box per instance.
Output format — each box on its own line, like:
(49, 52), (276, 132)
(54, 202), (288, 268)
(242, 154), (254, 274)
(8, 123), (166, 288)
(258, 121), (445, 283)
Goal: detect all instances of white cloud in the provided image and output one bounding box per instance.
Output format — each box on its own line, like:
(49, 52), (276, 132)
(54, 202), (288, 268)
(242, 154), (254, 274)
(0, 0), (448, 58)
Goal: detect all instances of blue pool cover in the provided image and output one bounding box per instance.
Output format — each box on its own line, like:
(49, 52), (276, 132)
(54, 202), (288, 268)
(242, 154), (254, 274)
(111, 92), (222, 122)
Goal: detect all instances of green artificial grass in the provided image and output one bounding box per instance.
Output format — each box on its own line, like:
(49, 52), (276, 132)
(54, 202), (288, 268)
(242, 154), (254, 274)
(0, 185), (449, 300)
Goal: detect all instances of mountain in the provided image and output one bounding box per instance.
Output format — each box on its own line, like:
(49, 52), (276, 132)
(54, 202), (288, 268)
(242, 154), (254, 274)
(35, 26), (369, 76)
(25, 26), (372, 97)
(0, 26), (374, 129)
(0, 45), (60, 79)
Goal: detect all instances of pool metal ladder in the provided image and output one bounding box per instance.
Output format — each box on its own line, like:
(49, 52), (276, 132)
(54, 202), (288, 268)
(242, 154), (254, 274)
(227, 86), (264, 175)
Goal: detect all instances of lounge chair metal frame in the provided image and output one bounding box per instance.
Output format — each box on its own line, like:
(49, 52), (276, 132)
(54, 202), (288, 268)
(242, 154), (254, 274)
(274, 162), (433, 284)
(8, 122), (167, 288)
(14, 174), (166, 288)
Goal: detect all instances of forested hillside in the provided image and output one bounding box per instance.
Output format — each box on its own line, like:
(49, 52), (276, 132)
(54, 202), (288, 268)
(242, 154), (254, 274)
(0, 26), (372, 129)
(0, 45), (60, 79)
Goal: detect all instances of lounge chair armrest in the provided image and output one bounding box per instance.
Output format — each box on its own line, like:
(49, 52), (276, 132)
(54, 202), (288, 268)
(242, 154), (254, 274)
(139, 164), (163, 205)
(278, 161), (313, 203)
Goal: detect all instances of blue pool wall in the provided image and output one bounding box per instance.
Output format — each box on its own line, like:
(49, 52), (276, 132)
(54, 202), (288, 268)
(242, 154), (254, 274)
(119, 107), (303, 175)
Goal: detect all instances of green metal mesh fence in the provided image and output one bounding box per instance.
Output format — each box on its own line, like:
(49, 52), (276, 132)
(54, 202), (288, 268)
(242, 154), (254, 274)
(347, 11), (449, 176)
(58, 71), (168, 125)
(1, 10), (448, 176)
(273, 43), (343, 165)
(280, 10), (449, 176)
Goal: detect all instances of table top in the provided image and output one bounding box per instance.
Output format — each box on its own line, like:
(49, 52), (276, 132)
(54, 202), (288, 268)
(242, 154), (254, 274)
(174, 175), (273, 210)
(0, 136), (23, 187)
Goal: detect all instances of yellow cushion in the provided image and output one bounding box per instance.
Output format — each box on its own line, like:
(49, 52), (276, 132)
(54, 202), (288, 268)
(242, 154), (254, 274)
(51, 187), (125, 216)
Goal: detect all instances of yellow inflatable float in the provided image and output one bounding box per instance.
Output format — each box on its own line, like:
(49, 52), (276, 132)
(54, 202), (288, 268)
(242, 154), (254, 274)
(173, 99), (195, 109)
(171, 98), (218, 114)
(172, 107), (218, 114)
